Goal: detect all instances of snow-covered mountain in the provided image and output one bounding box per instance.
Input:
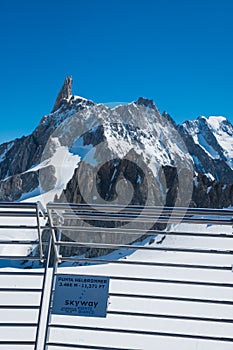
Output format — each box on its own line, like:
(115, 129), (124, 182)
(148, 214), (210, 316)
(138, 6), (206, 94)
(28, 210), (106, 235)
(0, 77), (193, 209)
(0, 77), (93, 202)
(179, 116), (233, 182)
(0, 76), (233, 209)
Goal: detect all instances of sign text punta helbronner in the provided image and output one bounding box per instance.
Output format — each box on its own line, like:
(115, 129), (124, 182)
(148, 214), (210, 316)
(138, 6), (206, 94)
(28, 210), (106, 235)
(52, 274), (110, 318)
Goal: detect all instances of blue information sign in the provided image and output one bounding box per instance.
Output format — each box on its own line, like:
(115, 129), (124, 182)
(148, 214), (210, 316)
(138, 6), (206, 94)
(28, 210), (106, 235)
(52, 274), (110, 318)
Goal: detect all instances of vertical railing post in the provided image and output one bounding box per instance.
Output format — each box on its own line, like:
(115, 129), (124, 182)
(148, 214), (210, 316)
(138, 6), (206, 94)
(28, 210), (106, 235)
(34, 233), (52, 350)
(41, 208), (62, 350)
(35, 202), (45, 261)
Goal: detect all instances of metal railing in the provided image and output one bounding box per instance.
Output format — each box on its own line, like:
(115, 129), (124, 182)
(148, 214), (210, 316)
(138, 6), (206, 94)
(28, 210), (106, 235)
(42, 203), (233, 350)
(0, 202), (48, 349)
(0, 202), (233, 349)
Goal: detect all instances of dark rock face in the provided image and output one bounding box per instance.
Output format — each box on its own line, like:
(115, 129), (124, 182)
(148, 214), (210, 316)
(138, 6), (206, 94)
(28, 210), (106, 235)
(192, 174), (233, 208)
(51, 76), (73, 113)
(177, 130), (233, 183)
(83, 125), (106, 147)
(178, 116), (233, 183)
(59, 151), (163, 207)
(0, 124), (55, 201)
(55, 151), (173, 258)
(136, 97), (156, 109)
(162, 111), (177, 128)
(0, 171), (39, 201)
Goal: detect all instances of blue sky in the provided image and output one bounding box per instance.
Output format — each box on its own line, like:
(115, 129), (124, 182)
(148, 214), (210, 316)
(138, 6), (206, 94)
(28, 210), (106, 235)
(0, 0), (233, 143)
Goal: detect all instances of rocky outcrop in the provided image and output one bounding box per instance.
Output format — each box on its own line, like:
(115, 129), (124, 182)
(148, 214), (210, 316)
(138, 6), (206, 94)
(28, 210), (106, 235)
(59, 150), (164, 207)
(51, 76), (73, 113)
(136, 97), (157, 110)
(178, 116), (233, 182)
(0, 171), (39, 201)
(0, 77), (94, 201)
(178, 130), (233, 183)
(55, 151), (177, 258)
(192, 174), (233, 208)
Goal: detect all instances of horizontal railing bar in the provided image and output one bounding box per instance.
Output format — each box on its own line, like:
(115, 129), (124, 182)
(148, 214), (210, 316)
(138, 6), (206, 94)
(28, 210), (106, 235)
(61, 212), (233, 225)
(0, 203), (228, 221)
(56, 241), (233, 255)
(0, 240), (39, 245)
(46, 342), (139, 350)
(0, 288), (42, 292)
(0, 202), (38, 208)
(54, 215), (233, 223)
(0, 225), (40, 229)
(47, 202), (233, 216)
(110, 292), (233, 305)
(0, 341), (35, 345)
(108, 310), (233, 324)
(0, 305), (40, 309)
(0, 255), (43, 261)
(0, 323), (37, 327)
(0, 202), (37, 209)
(110, 276), (233, 288)
(49, 324), (233, 343)
(62, 211), (233, 221)
(52, 226), (233, 238)
(54, 273), (233, 289)
(0, 201), (46, 214)
(0, 211), (42, 217)
(59, 257), (231, 271)
(0, 271), (44, 276)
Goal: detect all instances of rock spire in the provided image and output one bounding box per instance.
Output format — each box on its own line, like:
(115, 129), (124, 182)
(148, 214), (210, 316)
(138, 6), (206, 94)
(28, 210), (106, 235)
(51, 76), (73, 113)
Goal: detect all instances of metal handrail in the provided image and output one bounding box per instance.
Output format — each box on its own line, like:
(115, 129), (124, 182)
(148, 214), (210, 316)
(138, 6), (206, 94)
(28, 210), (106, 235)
(0, 201), (46, 261)
(44, 202), (233, 350)
(47, 202), (233, 217)
(0, 201), (49, 350)
(1, 202), (233, 349)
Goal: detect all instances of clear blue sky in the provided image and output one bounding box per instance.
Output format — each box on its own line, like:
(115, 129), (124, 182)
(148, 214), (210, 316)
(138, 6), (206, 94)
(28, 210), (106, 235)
(1, 0), (233, 143)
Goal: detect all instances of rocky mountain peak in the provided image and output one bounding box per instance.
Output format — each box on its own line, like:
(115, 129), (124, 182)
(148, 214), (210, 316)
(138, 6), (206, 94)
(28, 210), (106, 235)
(136, 97), (156, 109)
(51, 76), (73, 113)
(1, 78), (233, 210)
(162, 111), (177, 128)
